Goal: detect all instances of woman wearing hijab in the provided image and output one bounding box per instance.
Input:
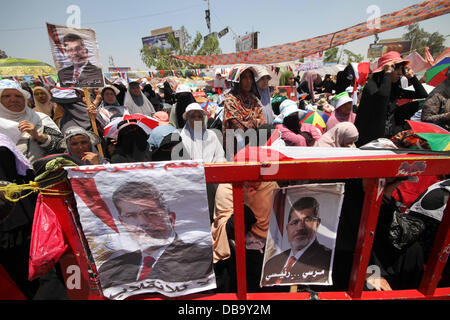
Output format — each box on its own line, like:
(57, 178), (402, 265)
(254, 65), (275, 125)
(298, 71), (322, 103)
(314, 122), (359, 148)
(97, 85), (129, 126)
(62, 126), (107, 165)
(355, 51), (428, 147)
(0, 80), (63, 164)
(223, 66), (266, 156)
(32, 86), (55, 119)
(180, 103), (226, 163)
(162, 80), (176, 105)
(123, 81), (155, 116)
(279, 70), (295, 86)
(325, 91), (356, 131)
(110, 120), (153, 163)
(142, 83), (163, 111)
(169, 84), (197, 129)
(273, 99), (318, 146)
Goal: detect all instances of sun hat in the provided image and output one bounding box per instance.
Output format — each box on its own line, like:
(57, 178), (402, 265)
(175, 84), (192, 94)
(373, 51), (409, 73)
(0, 79), (31, 100)
(334, 91), (354, 109)
(100, 85), (120, 96)
(153, 111), (169, 125)
(274, 99), (306, 123)
(182, 102), (207, 120)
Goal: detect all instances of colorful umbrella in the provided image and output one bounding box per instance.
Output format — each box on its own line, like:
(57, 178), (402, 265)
(406, 120), (450, 151)
(425, 56), (449, 87)
(300, 110), (329, 130)
(104, 114), (159, 139)
(0, 58), (56, 76)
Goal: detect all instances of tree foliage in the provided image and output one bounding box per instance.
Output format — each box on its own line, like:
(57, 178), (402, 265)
(323, 47), (339, 63)
(0, 50), (7, 59)
(140, 26), (222, 70)
(402, 23), (446, 58)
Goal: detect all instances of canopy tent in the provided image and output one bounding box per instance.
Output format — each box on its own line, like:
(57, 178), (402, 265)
(0, 58), (56, 76)
(172, 0), (450, 66)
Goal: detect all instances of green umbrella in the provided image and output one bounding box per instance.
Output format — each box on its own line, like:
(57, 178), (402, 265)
(0, 57), (56, 76)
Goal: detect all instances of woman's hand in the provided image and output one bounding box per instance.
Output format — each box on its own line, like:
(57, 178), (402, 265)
(18, 121), (48, 143)
(81, 152), (99, 165)
(404, 65), (415, 79)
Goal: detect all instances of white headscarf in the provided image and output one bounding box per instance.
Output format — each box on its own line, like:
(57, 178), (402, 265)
(123, 83), (156, 116)
(0, 88), (42, 124)
(32, 86), (54, 117)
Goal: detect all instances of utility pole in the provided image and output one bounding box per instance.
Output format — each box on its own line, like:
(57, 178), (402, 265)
(205, 0), (211, 35)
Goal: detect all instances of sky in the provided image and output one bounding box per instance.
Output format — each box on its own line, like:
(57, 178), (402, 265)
(0, 0), (449, 71)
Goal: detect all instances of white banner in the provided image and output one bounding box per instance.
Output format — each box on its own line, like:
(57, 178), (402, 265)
(65, 160), (216, 300)
(261, 183), (344, 287)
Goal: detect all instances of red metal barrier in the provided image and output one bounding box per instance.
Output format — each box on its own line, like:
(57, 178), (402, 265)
(36, 152), (450, 299)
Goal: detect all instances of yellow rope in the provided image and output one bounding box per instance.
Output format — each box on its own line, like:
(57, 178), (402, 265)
(0, 158), (76, 202)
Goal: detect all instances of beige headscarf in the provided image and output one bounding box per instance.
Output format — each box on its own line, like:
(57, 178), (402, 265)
(211, 181), (279, 263)
(32, 86), (54, 117)
(314, 122), (359, 148)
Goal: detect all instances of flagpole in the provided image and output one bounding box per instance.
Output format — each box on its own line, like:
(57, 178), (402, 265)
(83, 88), (104, 157)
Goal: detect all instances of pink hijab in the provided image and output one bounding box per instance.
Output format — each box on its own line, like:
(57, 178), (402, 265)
(325, 109), (356, 131)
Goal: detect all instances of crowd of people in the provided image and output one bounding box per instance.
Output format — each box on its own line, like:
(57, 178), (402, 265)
(0, 49), (449, 299)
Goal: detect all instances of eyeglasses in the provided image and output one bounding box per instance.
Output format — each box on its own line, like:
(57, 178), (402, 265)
(287, 216), (319, 227)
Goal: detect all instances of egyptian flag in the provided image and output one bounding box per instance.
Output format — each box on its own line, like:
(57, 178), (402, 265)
(350, 62), (370, 103)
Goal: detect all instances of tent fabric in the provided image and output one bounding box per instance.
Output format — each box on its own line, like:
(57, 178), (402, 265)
(172, 0), (450, 65)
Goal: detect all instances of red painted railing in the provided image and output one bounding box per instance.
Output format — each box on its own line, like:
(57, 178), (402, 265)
(26, 152), (450, 300)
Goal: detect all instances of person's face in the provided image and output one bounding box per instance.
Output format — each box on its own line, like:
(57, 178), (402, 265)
(34, 89), (48, 104)
(129, 85), (141, 97)
(188, 110), (204, 129)
(103, 89), (117, 105)
(339, 102), (353, 115)
(69, 134), (91, 159)
(391, 63), (405, 83)
(1, 89), (25, 112)
(257, 75), (270, 90)
(64, 40), (88, 65)
(116, 197), (175, 248)
(286, 207), (320, 252)
(239, 69), (254, 94)
(288, 75), (295, 86)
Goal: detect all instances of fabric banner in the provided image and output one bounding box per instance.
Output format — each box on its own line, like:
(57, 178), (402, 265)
(261, 183), (344, 287)
(65, 160), (216, 300)
(172, 0), (450, 65)
(47, 23), (104, 88)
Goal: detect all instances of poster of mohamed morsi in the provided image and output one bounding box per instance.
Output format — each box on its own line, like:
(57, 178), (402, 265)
(261, 183), (344, 287)
(46, 23), (104, 88)
(64, 160), (216, 300)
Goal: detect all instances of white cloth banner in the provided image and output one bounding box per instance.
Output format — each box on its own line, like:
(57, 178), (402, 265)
(65, 160), (216, 300)
(261, 183), (344, 287)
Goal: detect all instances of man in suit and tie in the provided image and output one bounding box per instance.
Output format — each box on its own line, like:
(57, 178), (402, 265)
(97, 181), (213, 289)
(261, 196), (332, 286)
(57, 33), (103, 87)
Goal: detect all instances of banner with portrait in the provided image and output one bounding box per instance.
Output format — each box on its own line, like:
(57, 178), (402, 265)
(46, 23), (104, 88)
(65, 161), (216, 300)
(261, 183), (344, 287)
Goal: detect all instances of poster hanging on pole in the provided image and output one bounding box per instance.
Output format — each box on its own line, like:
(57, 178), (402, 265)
(46, 23), (104, 88)
(65, 160), (216, 300)
(261, 183), (344, 287)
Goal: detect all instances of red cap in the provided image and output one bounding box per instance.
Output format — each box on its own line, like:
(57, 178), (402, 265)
(373, 51), (409, 73)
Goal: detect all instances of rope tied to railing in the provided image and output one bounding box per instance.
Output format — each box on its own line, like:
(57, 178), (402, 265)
(0, 157), (77, 202)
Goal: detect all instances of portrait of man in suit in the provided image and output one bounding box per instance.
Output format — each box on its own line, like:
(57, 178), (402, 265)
(57, 33), (103, 87)
(261, 196), (332, 286)
(97, 181), (213, 289)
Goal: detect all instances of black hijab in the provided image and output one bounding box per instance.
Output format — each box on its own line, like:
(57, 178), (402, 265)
(110, 123), (152, 163)
(175, 92), (196, 128)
